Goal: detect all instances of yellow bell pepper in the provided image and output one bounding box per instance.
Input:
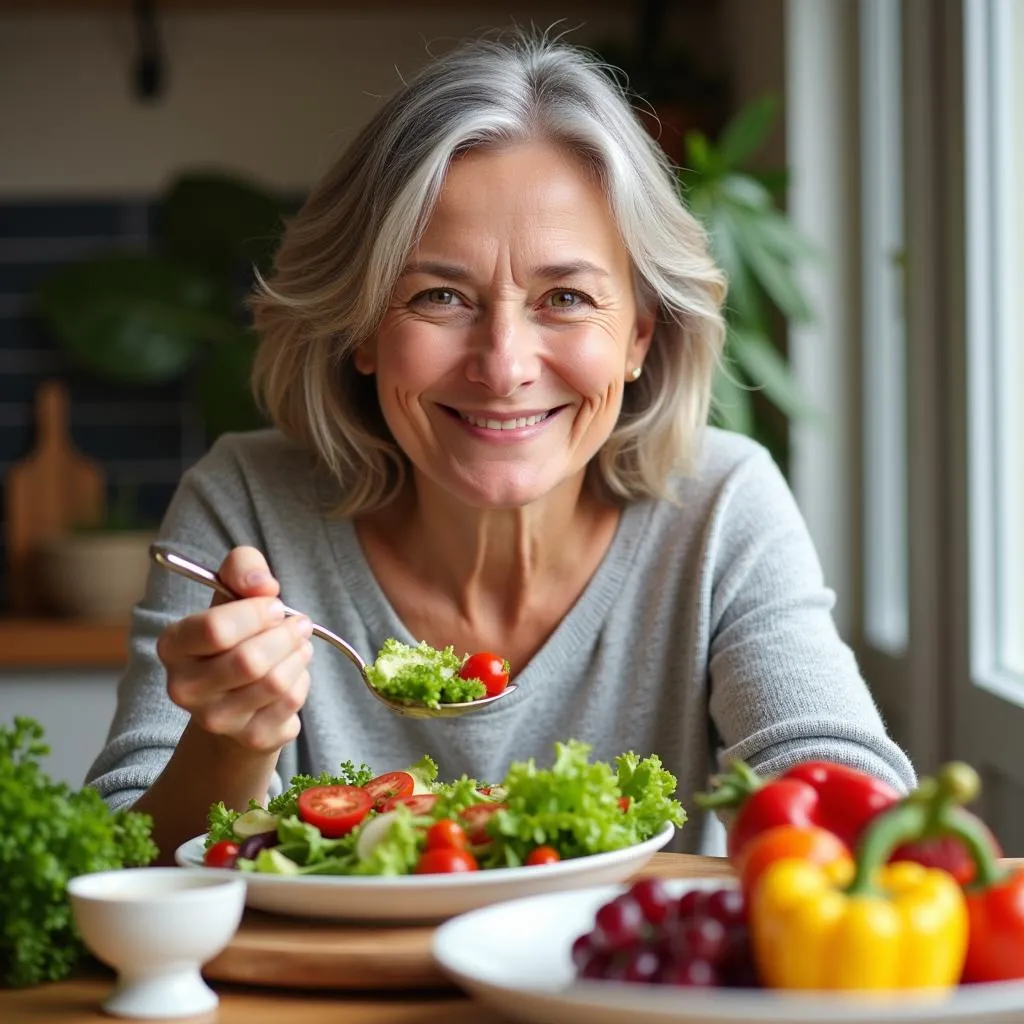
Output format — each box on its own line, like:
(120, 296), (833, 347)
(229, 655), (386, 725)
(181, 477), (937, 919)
(749, 764), (977, 992)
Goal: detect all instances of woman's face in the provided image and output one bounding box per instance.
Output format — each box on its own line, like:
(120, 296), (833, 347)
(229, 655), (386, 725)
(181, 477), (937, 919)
(356, 140), (655, 510)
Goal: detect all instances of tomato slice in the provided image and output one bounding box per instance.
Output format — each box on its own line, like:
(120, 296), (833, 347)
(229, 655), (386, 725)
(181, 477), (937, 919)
(203, 839), (240, 869)
(297, 784), (372, 838)
(379, 793), (438, 815)
(458, 652), (510, 698)
(459, 802), (506, 845)
(362, 771), (415, 810)
(415, 847), (479, 874)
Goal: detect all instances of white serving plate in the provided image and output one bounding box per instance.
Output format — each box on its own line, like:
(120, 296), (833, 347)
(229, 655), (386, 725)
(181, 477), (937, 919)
(173, 822), (674, 922)
(432, 878), (1024, 1024)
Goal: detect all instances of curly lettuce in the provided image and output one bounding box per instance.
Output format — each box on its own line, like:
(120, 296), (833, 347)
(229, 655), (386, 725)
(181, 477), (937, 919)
(364, 639), (486, 709)
(482, 740), (686, 867)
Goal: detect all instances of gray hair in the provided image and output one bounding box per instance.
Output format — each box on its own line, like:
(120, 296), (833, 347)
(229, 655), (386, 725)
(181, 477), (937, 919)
(251, 31), (726, 515)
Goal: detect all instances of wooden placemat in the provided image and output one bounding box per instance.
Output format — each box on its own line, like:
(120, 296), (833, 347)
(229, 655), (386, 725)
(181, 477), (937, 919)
(202, 852), (734, 992)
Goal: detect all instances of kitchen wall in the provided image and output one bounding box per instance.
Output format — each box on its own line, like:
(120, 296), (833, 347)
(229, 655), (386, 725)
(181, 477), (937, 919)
(0, 1), (784, 785)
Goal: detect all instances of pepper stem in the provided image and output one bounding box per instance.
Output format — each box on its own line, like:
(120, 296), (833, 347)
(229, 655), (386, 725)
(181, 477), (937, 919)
(846, 762), (1004, 894)
(693, 759), (765, 811)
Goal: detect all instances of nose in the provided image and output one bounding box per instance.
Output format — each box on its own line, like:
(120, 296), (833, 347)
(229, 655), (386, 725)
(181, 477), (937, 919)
(464, 306), (541, 396)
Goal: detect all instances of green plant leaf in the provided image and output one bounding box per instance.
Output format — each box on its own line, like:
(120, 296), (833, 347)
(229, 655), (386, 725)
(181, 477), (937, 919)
(735, 204), (823, 263)
(705, 206), (766, 330)
(710, 363), (755, 435)
(713, 94), (780, 170)
(34, 254), (230, 383)
(157, 171), (289, 281)
(729, 327), (819, 421)
(719, 172), (773, 210)
(683, 130), (714, 173)
(196, 327), (266, 440)
(729, 210), (816, 323)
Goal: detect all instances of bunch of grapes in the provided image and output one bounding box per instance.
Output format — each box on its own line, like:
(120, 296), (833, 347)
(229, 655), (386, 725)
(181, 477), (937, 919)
(571, 878), (760, 988)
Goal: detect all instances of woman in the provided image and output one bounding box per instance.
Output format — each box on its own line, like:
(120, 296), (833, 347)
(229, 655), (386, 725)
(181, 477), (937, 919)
(87, 33), (915, 860)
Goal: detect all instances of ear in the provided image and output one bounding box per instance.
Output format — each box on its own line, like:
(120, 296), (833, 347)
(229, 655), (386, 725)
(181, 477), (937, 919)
(629, 308), (656, 367)
(352, 339), (377, 375)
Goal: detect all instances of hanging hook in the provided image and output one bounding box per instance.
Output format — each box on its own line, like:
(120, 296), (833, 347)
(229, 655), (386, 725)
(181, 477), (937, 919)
(132, 0), (165, 102)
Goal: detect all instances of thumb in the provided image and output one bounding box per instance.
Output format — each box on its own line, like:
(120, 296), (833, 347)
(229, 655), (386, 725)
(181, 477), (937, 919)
(213, 546), (280, 607)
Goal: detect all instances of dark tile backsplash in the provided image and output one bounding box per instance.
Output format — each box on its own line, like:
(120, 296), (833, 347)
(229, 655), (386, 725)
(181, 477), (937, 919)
(0, 199), (201, 609)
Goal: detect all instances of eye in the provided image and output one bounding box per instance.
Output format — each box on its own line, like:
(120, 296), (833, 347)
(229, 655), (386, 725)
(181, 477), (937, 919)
(545, 289), (590, 310)
(415, 287), (462, 306)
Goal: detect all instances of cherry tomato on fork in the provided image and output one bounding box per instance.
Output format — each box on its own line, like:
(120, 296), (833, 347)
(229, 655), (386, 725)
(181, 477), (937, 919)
(459, 652), (510, 698)
(297, 785), (372, 838)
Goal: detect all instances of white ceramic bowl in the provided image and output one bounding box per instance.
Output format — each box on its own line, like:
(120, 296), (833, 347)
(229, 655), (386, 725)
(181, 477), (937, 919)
(67, 867), (246, 1019)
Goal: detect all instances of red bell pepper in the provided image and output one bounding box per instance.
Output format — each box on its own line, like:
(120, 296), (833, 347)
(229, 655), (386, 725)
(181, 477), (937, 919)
(696, 759), (899, 860)
(696, 758), (1000, 883)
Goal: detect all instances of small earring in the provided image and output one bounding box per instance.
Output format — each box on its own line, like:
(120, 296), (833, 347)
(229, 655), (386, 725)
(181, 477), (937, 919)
(628, 366), (642, 381)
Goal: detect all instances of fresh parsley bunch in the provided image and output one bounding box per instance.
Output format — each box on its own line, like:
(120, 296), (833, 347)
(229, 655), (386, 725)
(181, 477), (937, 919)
(0, 717), (157, 988)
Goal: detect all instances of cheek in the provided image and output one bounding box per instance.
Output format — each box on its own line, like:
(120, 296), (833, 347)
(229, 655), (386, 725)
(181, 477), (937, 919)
(556, 332), (627, 396)
(376, 327), (462, 391)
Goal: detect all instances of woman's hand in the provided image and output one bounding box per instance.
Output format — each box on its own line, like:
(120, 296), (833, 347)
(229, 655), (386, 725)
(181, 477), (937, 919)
(156, 546), (314, 754)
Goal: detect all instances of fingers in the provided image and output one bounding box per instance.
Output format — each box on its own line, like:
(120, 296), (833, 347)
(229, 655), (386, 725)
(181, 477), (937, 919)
(213, 546), (280, 606)
(160, 597), (289, 662)
(195, 643), (314, 742)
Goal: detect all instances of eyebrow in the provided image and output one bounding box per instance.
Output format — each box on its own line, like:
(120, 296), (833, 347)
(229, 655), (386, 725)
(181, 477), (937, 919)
(400, 258), (611, 281)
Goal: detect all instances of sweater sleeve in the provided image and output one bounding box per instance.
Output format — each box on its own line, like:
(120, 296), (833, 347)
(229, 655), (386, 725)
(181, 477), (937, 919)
(83, 436), (287, 810)
(705, 447), (917, 793)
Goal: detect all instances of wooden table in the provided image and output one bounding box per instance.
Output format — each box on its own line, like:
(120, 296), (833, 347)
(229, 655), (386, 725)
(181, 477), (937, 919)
(0, 853), (734, 1023)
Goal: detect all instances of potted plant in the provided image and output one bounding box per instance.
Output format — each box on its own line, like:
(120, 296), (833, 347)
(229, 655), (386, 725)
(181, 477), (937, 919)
(678, 95), (821, 469)
(27, 171), (288, 621)
(34, 169), (289, 444)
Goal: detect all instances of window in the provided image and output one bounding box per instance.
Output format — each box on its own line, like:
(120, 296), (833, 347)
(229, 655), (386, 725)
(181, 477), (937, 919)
(964, 0), (1024, 692)
(859, 0), (908, 655)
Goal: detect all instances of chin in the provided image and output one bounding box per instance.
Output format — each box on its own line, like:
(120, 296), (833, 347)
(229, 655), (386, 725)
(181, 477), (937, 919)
(446, 469), (568, 510)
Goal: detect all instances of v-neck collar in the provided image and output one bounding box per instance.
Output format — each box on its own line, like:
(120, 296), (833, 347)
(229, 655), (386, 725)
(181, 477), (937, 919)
(323, 496), (654, 713)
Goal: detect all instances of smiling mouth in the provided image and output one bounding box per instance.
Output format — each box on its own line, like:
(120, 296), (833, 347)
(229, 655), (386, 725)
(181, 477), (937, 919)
(447, 408), (559, 431)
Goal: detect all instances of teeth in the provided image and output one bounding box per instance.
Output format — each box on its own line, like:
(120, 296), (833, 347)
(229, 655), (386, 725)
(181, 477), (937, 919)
(459, 412), (548, 430)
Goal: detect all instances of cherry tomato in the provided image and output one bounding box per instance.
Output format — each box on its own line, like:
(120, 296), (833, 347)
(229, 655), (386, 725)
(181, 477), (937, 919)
(736, 823), (850, 897)
(459, 803), (506, 845)
(415, 847), (479, 874)
(525, 845), (561, 866)
(297, 784), (372, 838)
(362, 771), (414, 810)
(459, 652), (510, 698)
(424, 819), (469, 851)
(203, 839), (240, 869)
(379, 793), (438, 815)
(618, 796), (631, 812)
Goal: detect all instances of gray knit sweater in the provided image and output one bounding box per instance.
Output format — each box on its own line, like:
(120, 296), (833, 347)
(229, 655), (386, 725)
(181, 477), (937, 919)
(86, 427), (916, 855)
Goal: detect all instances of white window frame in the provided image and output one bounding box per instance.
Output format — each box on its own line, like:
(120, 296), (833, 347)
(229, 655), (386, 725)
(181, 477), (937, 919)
(963, 0), (1024, 701)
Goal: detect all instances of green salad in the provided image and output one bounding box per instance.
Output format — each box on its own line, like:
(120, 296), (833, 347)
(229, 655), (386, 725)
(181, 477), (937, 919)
(201, 740), (686, 877)
(363, 639), (493, 709)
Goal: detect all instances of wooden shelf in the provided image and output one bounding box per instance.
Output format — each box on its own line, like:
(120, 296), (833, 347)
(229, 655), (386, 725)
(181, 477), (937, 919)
(0, 618), (129, 668)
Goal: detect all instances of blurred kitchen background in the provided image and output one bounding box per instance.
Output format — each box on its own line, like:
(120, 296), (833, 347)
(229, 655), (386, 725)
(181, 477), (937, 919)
(1, 2), (1021, 851)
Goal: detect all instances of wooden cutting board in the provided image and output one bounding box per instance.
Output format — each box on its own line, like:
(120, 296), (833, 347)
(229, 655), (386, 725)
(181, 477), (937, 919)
(202, 852), (735, 992)
(4, 380), (105, 612)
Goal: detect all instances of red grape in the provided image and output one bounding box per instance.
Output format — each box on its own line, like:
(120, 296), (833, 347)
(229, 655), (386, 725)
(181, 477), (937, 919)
(593, 895), (644, 952)
(573, 882), (758, 991)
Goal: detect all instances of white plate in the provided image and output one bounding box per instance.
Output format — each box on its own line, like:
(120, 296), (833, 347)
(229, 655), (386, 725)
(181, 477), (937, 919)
(173, 822), (674, 922)
(432, 879), (1024, 1024)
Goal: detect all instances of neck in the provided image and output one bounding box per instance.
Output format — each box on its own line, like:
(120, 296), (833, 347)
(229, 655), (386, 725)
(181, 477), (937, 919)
(366, 470), (614, 628)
